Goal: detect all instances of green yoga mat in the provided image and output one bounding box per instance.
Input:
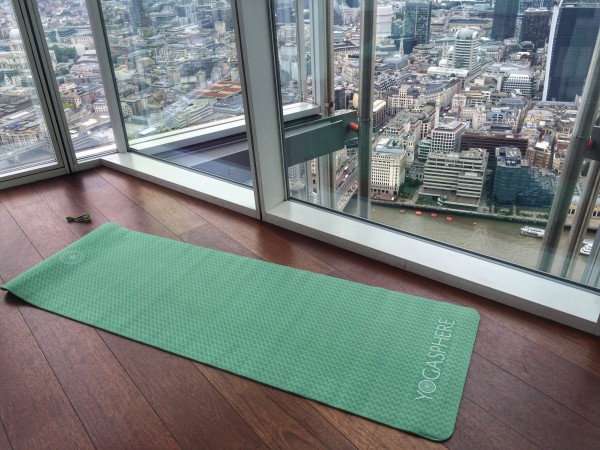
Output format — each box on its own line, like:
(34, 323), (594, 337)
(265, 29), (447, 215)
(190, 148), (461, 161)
(2, 222), (479, 441)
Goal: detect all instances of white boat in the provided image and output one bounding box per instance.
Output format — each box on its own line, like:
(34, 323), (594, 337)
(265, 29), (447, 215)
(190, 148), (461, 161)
(520, 226), (545, 238)
(580, 244), (592, 256)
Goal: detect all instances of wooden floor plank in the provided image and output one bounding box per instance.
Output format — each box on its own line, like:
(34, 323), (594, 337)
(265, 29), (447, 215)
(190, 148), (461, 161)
(0, 203), (42, 282)
(438, 286), (600, 376)
(32, 176), (109, 238)
(463, 354), (600, 450)
(0, 293), (94, 450)
(0, 184), (42, 210)
(5, 200), (77, 259)
(65, 169), (110, 191)
(23, 314), (181, 450)
(368, 424), (446, 450)
(75, 178), (179, 240)
(172, 193), (336, 274)
(309, 400), (444, 450)
(197, 364), (358, 450)
(474, 315), (600, 427)
(98, 331), (266, 449)
(307, 402), (378, 450)
(96, 167), (209, 236)
(180, 222), (261, 258)
(0, 422), (10, 450)
(445, 398), (539, 450)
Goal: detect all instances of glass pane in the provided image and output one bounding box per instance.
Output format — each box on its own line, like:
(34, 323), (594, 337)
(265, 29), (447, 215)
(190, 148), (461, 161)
(281, 1), (600, 289)
(36, 0), (117, 158)
(274, 0), (314, 105)
(100, 0), (250, 185)
(0, 0), (59, 176)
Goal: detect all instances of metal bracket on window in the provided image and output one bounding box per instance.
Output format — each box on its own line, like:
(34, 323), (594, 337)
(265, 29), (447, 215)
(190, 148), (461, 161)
(283, 110), (358, 166)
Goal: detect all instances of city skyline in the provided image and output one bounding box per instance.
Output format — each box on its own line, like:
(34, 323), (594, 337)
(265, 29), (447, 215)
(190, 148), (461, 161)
(1, 0), (599, 228)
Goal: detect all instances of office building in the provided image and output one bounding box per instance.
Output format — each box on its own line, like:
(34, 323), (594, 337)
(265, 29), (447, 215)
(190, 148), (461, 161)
(420, 148), (488, 209)
(452, 28), (480, 71)
(543, 0), (600, 102)
(521, 8), (552, 48)
(502, 72), (534, 96)
(431, 120), (466, 154)
(519, 0), (555, 14)
(461, 131), (528, 159)
(376, 5), (394, 42)
(403, 1), (432, 54)
(492, 147), (556, 207)
(371, 138), (407, 196)
(491, 0), (520, 41)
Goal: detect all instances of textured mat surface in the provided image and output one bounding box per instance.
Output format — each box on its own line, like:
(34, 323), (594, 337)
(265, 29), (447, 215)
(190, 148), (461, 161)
(2, 222), (479, 441)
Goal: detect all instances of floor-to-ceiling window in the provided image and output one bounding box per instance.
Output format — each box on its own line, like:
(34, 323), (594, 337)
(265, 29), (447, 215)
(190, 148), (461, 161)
(277, 0), (600, 295)
(0, 0), (64, 179)
(36, 0), (119, 159)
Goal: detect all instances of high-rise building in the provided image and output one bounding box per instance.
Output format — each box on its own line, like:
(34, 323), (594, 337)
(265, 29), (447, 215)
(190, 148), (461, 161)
(371, 139), (407, 196)
(376, 5), (394, 42)
(519, 0), (555, 14)
(431, 120), (467, 154)
(492, 147), (556, 207)
(452, 29), (480, 71)
(543, 1), (600, 102)
(521, 8), (552, 48)
(491, 0), (520, 41)
(421, 148), (488, 209)
(130, 0), (151, 32)
(502, 72), (534, 96)
(403, 1), (432, 54)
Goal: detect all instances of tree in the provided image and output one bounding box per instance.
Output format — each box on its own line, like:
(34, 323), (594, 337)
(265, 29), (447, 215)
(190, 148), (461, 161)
(50, 45), (78, 63)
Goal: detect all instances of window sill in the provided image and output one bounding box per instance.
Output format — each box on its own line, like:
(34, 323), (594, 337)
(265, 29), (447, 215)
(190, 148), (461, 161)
(266, 201), (600, 335)
(101, 153), (256, 217)
(129, 102), (321, 154)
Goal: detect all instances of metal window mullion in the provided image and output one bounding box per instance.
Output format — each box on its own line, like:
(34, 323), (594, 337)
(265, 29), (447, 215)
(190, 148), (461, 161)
(309, 0), (326, 114)
(357, 0), (376, 220)
(309, 0), (334, 209)
(232, 0), (286, 219)
(538, 30), (600, 273)
(11, 0), (71, 171)
(86, 0), (128, 154)
(21, 0), (79, 169)
(295, 0), (308, 102)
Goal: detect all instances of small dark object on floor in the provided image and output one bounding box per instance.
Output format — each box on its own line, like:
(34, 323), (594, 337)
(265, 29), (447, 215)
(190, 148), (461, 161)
(66, 214), (92, 223)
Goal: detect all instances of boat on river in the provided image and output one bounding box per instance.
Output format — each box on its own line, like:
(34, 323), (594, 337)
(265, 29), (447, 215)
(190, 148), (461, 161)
(520, 226), (545, 238)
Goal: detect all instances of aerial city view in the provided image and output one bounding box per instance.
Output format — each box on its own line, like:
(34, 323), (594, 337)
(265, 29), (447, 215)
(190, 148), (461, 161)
(0, 0), (599, 277)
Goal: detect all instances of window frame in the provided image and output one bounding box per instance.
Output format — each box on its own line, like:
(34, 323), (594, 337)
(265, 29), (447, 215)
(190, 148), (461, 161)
(228, 0), (600, 335)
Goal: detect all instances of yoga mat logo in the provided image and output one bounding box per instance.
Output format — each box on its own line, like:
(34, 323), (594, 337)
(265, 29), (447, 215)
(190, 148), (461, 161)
(415, 319), (454, 401)
(60, 250), (85, 265)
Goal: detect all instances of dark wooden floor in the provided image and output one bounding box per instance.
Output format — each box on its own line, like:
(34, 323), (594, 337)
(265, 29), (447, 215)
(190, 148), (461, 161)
(1, 167), (600, 450)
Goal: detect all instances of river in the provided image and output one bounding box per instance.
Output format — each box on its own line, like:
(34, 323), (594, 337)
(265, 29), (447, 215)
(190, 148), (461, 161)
(344, 198), (597, 285)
